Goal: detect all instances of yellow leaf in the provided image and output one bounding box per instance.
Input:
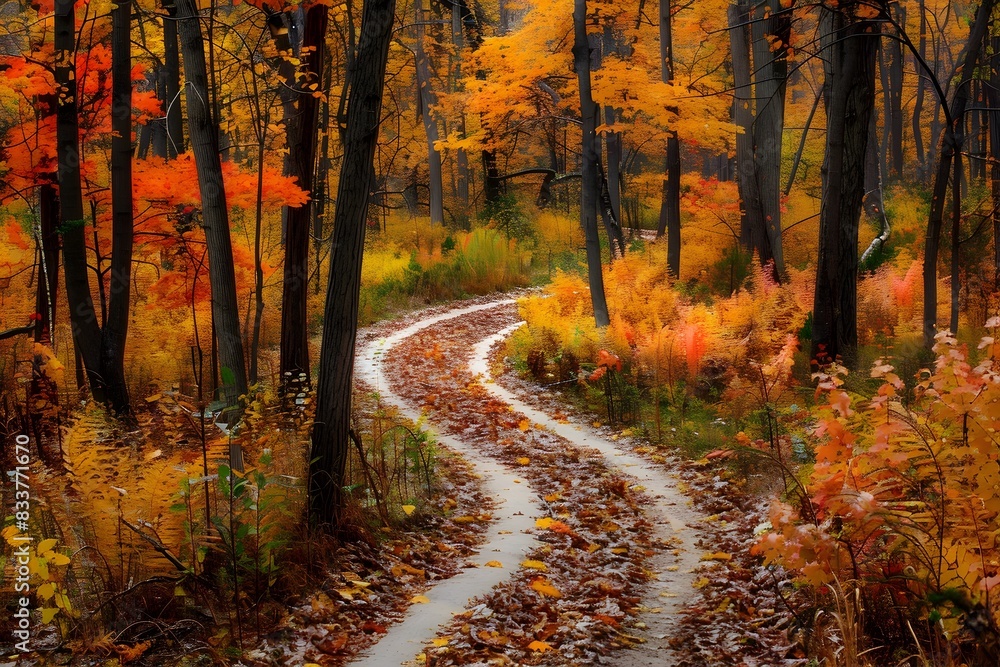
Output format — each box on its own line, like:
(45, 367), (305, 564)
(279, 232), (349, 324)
(611, 547), (628, 554)
(402, 504), (416, 516)
(31, 559), (49, 580)
(485, 560), (503, 568)
(36, 538), (57, 554)
(41, 607), (59, 624)
(521, 559), (547, 571)
(530, 578), (562, 598)
(692, 577), (711, 589)
(37, 582), (55, 600)
(50, 552), (70, 567)
(518, 419), (531, 431)
(527, 640), (553, 652)
(535, 517), (555, 529)
(516, 457), (530, 465)
(700, 552), (732, 562)
(453, 515), (477, 523)
(411, 594), (430, 604)
(432, 638), (450, 647)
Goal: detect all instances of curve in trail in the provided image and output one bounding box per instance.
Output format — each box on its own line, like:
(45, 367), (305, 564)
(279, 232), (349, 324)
(470, 320), (705, 666)
(350, 299), (705, 667)
(350, 300), (542, 667)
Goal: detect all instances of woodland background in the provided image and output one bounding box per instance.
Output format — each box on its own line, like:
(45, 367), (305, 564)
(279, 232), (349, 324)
(2, 0), (1000, 664)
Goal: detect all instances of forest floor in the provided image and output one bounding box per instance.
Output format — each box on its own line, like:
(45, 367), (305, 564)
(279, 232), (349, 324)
(266, 297), (809, 667)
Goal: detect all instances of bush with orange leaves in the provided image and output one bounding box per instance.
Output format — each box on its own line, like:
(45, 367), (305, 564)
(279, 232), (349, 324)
(510, 252), (810, 427)
(754, 328), (1000, 661)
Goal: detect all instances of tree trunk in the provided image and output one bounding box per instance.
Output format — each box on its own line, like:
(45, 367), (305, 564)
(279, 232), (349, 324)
(34, 185), (59, 349)
(573, 0), (610, 328)
(310, 0), (396, 528)
(604, 106), (622, 225)
(811, 4), (878, 366)
(31, 183), (60, 426)
(664, 134), (681, 275)
(861, 105), (890, 266)
(452, 1), (469, 208)
(163, 0), (183, 157)
(483, 149), (501, 204)
(883, 1), (904, 179)
(990, 35), (1000, 287)
(749, 0), (787, 279)
(728, 1), (767, 268)
(56, 0), (105, 405)
(598, 159), (626, 258)
(415, 0), (444, 225)
(279, 4), (329, 387)
(314, 53), (333, 295)
(922, 0), (995, 348)
(102, 0), (134, 416)
(912, 0), (927, 181)
(175, 0), (249, 445)
(657, 0), (681, 277)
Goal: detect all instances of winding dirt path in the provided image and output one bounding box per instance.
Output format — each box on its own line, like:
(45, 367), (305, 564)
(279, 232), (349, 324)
(348, 299), (706, 666)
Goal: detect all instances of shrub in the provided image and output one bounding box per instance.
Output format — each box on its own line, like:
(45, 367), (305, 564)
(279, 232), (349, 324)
(754, 329), (1000, 661)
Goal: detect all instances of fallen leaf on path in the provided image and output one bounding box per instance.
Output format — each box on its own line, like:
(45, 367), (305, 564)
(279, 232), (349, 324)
(530, 577), (562, 598)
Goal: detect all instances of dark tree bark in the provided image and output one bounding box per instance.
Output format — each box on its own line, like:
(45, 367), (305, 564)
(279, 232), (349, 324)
(728, 1), (766, 266)
(598, 159), (626, 258)
(881, 1), (904, 179)
(810, 2), (878, 366)
(314, 54), (333, 295)
(728, 0), (785, 280)
(452, 0), (469, 208)
(30, 183), (61, 432)
(415, 0), (444, 225)
(34, 185), (59, 349)
(663, 133), (681, 274)
(656, 0), (681, 278)
(55, 0), (133, 416)
(483, 149), (502, 204)
(573, 0), (610, 328)
(990, 35), (1000, 287)
(749, 0), (788, 279)
(163, 0), (183, 157)
(56, 0), (104, 405)
(102, 0), (134, 415)
(175, 0), (249, 447)
(310, 0), (396, 528)
(922, 0), (995, 348)
(912, 0), (927, 181)
(278, 4), (329, 388)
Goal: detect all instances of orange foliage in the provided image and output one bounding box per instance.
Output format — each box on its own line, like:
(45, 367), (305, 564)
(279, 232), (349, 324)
(755, 332), (1000, 635)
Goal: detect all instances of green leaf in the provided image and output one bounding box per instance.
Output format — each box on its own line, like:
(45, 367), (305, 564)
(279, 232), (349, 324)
(221, 366), (236, 387)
